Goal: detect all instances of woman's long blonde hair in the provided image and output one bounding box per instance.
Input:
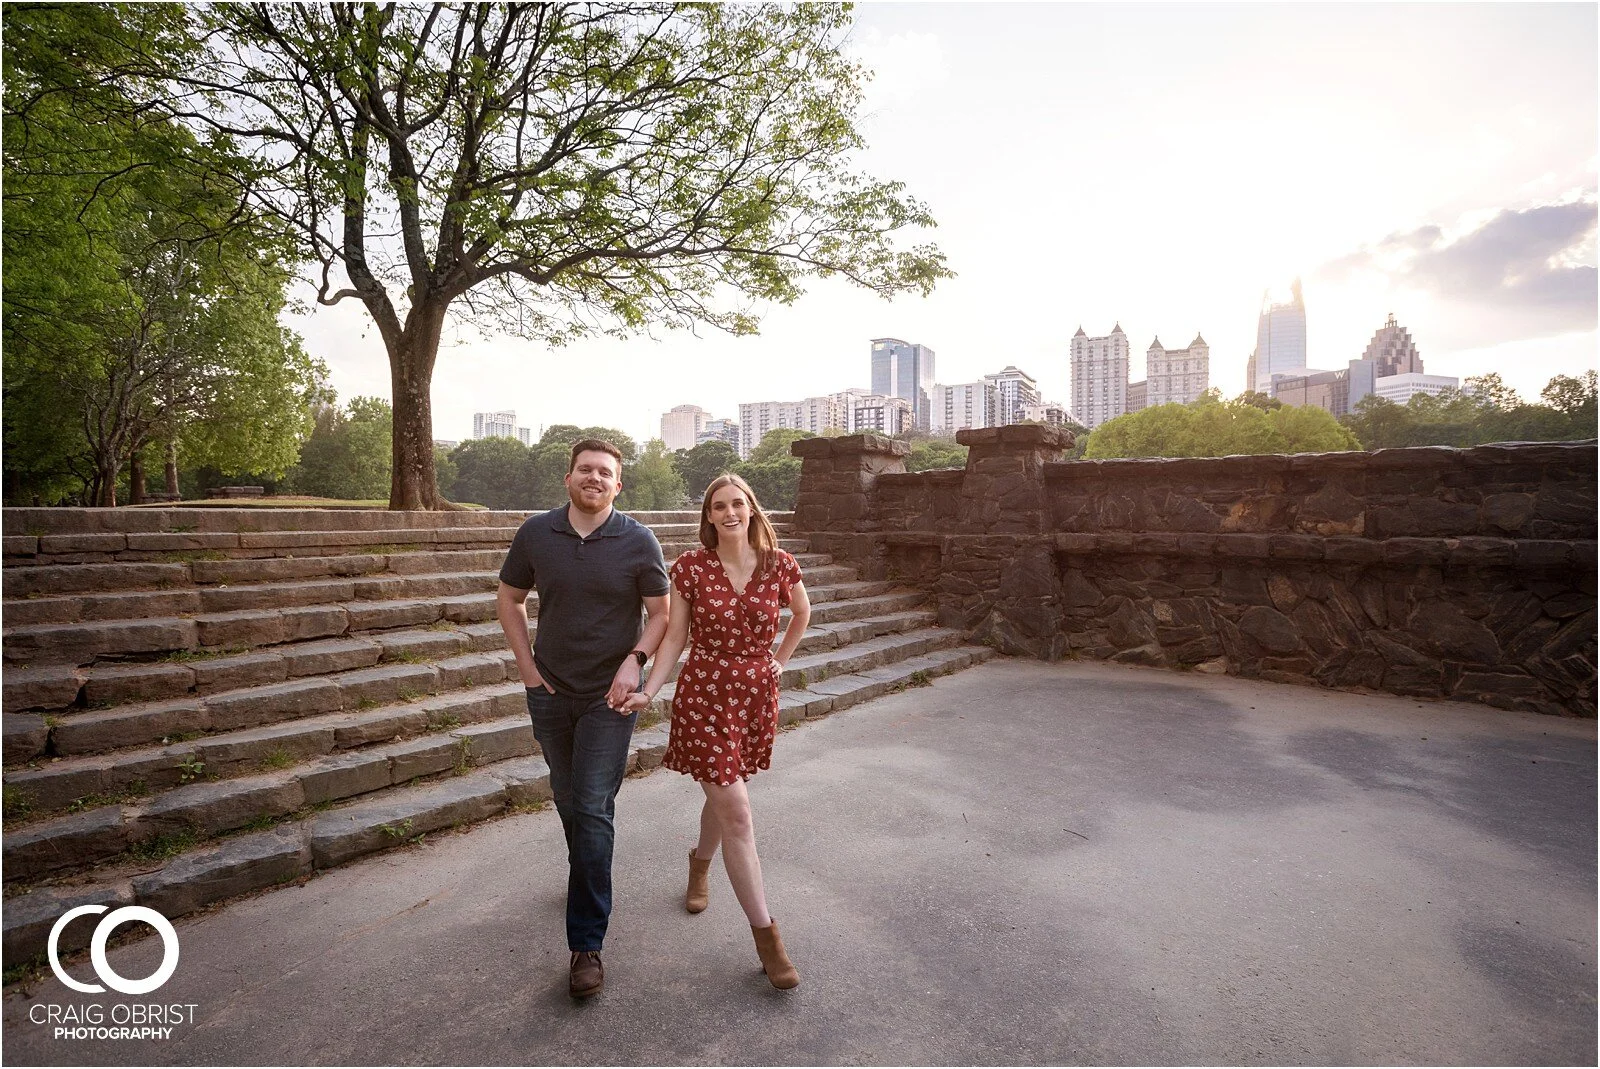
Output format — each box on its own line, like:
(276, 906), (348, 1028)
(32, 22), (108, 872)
(699, 472), (780, 577)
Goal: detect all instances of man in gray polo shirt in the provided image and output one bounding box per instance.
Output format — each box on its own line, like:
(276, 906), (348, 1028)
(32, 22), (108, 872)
(496, 438), (670, 999)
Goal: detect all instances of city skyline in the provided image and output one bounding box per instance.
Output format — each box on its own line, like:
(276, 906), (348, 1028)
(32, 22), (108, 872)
(291, 4), (1597, 448)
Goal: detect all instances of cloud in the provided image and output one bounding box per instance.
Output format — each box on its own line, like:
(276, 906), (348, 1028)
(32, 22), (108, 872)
(1317, 198), (1598, 337)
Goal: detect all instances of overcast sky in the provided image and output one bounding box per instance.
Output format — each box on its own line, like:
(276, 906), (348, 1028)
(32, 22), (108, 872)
(291, 2), (1599, 446)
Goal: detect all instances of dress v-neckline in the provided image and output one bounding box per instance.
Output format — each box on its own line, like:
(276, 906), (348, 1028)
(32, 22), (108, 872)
(713, 549), (757, 597)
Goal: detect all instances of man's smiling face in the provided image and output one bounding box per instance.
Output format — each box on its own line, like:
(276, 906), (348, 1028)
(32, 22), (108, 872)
(565, 450), (621, 515)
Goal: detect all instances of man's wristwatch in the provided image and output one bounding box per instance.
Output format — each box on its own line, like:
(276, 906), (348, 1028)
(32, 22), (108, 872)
(630, 650), (648, 669)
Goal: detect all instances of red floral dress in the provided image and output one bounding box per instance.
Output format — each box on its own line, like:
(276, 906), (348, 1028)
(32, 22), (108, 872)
(661, 546), (804, 786)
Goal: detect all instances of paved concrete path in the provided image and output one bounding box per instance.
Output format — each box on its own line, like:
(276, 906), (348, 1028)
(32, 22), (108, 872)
(5, 660), (1595, 1066)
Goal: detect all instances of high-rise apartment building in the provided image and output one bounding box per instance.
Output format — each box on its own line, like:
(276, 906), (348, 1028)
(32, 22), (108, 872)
(473, 410), (532, 445)
(1126, 380), (1148, 414)
(1362, 313), (1423, 377)
(1253, 280), (1308, 392)
(986, 366), (1042, 426)
(1019, 401), (1069, 426)
(931, 381), (997, 433)
(1146, 335), (1210, 407)
(871, 338), (936, 431)
(1069, 326), (1129, 429)
(660, 404), (708, 452)
(737, 391), (856, 460)
(849, 394), (914, 436)
(696, 418), (741, 456)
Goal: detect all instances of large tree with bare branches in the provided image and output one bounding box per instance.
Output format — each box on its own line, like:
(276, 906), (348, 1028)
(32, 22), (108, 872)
(162, 2), (948, 508)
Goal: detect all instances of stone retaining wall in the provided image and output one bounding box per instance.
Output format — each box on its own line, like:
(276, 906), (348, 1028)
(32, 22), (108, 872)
(790, 431), (1597, 715)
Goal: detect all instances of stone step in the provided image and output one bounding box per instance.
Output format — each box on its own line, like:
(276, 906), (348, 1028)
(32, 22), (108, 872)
(1, 642), (990, 968)
(802, 588), (929, 626)
(3, 609), (937, 811)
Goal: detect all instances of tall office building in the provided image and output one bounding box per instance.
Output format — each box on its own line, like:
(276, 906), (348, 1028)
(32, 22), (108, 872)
(985, 366), (1042, 426)
(1069, 325), (1129, 429)
(1253, 280), (1308, 392)
(1375, 373), (1458, 405)
(871, 338), (936, 431)
(931, 381), (997, 433)
(660, 404), (708, 452)
(1362, 313), (1423, 377)
(473, 410), (532, 445)
(1146, 334), (1211, 407)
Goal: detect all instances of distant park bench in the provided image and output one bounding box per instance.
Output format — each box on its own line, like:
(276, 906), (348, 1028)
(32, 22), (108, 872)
(217, 486), (266, 498)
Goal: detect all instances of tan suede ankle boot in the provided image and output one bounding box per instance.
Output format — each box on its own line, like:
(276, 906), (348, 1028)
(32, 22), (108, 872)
(686, 849), (713, 914)
(751, 918), (799, 989)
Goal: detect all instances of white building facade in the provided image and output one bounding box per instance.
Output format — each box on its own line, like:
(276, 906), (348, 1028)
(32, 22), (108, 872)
(696, 418), (741, 456)
(1019, 401), (1069, 426)
(473, 410), (532, 445)
(1146, 335), (1211, 407)
(1069, 326), (1129, 429)
(738, 391), (856, 459)
(931, 381), (997, 433)
(849, 394), (914, 436)
(660, 404), (708, 452)
(984, 366), (1042, 426)
(1375, 372), (1459, 405)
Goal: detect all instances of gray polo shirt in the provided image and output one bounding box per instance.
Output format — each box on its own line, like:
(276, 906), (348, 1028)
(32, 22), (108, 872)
(499, 505), (669, 697)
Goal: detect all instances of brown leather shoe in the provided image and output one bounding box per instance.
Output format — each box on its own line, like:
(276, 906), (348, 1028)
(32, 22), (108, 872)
(569, 951), (603, 998)
(686, 849), (713, 914)
(751, 919), (799, 989)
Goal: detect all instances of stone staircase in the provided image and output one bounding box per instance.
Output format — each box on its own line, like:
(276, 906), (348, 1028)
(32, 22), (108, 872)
(0, 509), (991, 969)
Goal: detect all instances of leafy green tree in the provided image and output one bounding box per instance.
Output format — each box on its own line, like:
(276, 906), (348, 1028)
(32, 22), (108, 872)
(1235, 390), (1283, 411)
(736, 459), (802, 511)
(906, 436), (968, 472)
(288, 398), (393, 500)
(747, 428), (814, 465)
(152, 4), (948, 508)
(620, 438), (688, 511)
(432, 446), (458, 501)
(674, 440), (741, 500)
(1086, 392), (1358, 459)
(449, 436), (533, 510)
(2, 3), (321, 505)
(1264, 403), (1361, 453)
(1541, 371), (1598, 422)
(1340, 372), (1596, 450)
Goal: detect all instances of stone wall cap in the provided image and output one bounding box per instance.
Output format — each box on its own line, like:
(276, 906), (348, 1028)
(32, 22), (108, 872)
(790, 434), (910, 459)
(957, 425), (1074, 449)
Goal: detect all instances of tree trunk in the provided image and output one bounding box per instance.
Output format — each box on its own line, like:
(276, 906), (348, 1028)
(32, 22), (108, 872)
(165, 440), (180, 496)
(130, 450), (147, 505)
(95, 460), (118, 507)
(387, 301), (449, 510)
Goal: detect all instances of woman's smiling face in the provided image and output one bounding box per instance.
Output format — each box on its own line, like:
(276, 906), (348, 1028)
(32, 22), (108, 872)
(708, 483), (751, 543)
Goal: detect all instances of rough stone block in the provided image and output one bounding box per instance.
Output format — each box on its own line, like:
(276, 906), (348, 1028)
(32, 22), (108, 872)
(386, 736), (462, 783)
(132, 828), (310, 920)
(196, 610), (288, 649)
(2, 882), (134, 968)
(336, 663), (440, 707)
(379, 630), (468, 663)
(281, 604), (351, 642)
(330, 707), (430, 749)
(206, 678), (342, 732)
(197, 578), (355, 614)
(195, 722), (336, 775)
(488, 756), (554, 806)
(344, 599), (440, 630)
(3, 667), (82, 714)
(298, 751), (393, 805)
(4, 805), (130, 878)
(192, 652), (290, 695)
(1239, 606), (1302, 654)
(137, 773), (304, 837)
(278, 638), (381, 679)
(84, 663), (195, 707)
(455, 721), (537, 765)
(52, 700), (208, 756)
(307, 776), (507, 869)
(2, 562), (188, 598)
(39, 533), (127, 554)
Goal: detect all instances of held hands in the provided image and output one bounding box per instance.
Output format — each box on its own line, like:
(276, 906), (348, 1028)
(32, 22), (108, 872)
(619, 691), (653, 714)
(606, 657), (642, 713)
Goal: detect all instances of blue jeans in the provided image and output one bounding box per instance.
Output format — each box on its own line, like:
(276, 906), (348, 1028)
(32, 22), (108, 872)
(525, 689), (638, 952)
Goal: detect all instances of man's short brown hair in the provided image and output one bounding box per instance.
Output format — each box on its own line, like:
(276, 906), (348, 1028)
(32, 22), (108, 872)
(568, 438), (624, 474)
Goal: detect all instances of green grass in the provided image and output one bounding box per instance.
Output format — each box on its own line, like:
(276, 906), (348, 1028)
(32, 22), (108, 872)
(257, 747), (296, 771)
(2, 784), (34, 826)
(908, 669), (932, 688)
(126, 828), (200, 862)
(160, 646), (247, 664)
(426, 711), (462, 731)
(176, 754), (207, 783)
(66, 782), (149, 813)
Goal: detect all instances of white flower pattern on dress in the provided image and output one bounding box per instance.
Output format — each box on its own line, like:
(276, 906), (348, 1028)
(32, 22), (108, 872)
(660, 546), (802, 786)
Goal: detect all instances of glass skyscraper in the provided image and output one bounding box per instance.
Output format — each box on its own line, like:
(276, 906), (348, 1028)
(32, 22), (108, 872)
(870, 338), (936, 431)
(1253, 279), (1308, 393)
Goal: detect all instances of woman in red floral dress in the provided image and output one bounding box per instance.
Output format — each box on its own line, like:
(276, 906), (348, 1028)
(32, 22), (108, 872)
(625, 472), (810, 988)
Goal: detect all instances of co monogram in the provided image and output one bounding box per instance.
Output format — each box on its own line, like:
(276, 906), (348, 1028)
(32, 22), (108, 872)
(47, 905), (180, 995)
